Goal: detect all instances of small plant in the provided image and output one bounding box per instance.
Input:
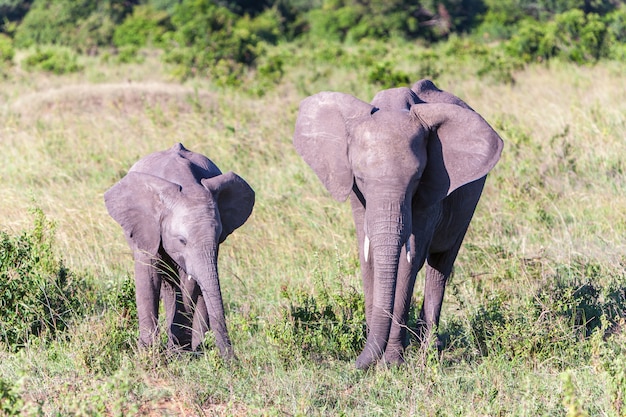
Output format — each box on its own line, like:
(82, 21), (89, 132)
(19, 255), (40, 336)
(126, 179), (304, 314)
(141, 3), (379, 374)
(0, 377), (23, 416)
(560, 371), (589, 417)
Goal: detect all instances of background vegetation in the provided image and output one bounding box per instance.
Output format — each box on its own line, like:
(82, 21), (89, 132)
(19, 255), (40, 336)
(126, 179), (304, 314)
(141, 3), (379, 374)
(0, 0), (625, 415)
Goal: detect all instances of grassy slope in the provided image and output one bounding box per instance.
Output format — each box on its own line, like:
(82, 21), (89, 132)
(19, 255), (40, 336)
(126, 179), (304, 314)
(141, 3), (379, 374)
(0, 45), (625, 416)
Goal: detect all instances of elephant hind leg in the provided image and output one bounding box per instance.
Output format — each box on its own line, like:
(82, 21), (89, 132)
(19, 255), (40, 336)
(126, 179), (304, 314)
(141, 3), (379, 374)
(419, 249), (459, 350)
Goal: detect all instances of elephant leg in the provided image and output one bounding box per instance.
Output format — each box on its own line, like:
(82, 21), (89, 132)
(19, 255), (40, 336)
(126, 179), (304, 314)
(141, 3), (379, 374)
(192, 288), (209, 350)
(420, 177), (486, 349)
(383, 233), (421, 366)
(384, 202), (437, 364)
(133, 252), (162, 348)
(420, 253), (454, 349)
(350, 192), (374, 331)
(171, 269), (198, 350)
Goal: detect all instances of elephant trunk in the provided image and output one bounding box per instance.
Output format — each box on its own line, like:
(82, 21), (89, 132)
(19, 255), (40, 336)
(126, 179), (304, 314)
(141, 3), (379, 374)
(194, 243), (234, 359)
(355, 201), (408, 370)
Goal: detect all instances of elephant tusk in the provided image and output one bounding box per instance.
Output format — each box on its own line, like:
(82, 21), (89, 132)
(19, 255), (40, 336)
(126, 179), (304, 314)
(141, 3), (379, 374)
(405, 240), (412, 264)
(364, 235), (370, 263)
(188, 274), (193, 281)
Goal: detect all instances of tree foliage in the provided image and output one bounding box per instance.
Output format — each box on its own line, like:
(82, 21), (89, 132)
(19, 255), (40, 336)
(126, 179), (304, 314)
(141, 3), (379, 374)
(3, 0), (625, 81)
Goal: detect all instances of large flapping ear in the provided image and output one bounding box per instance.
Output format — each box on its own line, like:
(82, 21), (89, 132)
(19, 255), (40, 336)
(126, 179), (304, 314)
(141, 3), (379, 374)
(411, 79), (473, 110)
(104, 172), (181, 255)
(370, 87), (419, 110)
(412, 102), (503, 204)
(201, 171), (255, 243)
(293, 92), (375, 202)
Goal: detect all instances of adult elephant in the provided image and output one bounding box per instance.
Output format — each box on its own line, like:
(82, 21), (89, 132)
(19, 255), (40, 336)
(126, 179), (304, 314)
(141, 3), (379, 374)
(105, 143), (255, 359)
(293, 80), (503, 369)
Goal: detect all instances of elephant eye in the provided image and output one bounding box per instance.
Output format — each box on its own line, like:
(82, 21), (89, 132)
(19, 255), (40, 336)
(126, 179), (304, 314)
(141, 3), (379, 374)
(178, 237), (187, 246)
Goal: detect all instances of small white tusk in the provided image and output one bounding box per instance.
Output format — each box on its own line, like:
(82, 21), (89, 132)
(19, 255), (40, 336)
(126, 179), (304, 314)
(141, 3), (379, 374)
(188, 274), (193, 281)
(364, 235), (370, 263)
(405, 240), (412, 264)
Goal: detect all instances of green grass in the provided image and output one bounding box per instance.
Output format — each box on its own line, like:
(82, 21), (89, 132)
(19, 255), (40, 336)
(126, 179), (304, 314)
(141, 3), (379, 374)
(0, 42), (625, 415)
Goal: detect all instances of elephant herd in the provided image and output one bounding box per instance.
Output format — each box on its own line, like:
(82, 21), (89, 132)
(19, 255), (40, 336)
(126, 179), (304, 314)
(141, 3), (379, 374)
(104, 79), (503, 370)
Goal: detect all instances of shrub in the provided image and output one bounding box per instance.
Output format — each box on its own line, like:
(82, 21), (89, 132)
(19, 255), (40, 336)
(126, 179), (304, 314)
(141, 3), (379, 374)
(0, 377), (23, 416)
(544, 10), (609, 63)
(456, 258), (626, 363)
(162, 0), (267, 82)
(367, 60), (411, 88)
(0, 209), (90, 350)
(0, 33), (14, 63)
(112, 4), (169, 48)
(13, 0), (134, 52)
(21, 46), (83, 74)
(505, 10), (615, 64)
(505, 18), (549, 63)
(603, 4), (626, 60)
(268, 275), (366, 363)
(14, 0), (97, 48)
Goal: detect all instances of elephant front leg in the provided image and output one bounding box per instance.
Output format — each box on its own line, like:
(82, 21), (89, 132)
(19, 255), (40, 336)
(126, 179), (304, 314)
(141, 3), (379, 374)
(133, 254), (162, 348)
(384, 233), (428, 366)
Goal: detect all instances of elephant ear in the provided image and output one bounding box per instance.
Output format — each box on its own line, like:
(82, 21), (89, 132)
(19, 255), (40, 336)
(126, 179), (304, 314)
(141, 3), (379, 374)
(293, 92), (375, 202)
(201, 171), (255, 243)
(411, 79), (473, 110)
(412, 102), (503, 206)
(104, 172), (181, 255)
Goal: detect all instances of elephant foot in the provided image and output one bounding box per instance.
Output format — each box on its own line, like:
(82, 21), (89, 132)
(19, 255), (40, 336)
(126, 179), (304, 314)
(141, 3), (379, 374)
(355, 353), (376, 370)
(383, 344), (406, 367)
(355, 344), (385, 370)
(217, 344), (236, 362)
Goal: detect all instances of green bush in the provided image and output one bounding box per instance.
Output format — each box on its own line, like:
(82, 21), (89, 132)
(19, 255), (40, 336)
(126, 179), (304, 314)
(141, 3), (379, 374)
(0, 209), (90, 350)
(305, 1), (427, 43)
(268, 275), (366, 363)
(367, 60), (411, 88)
(505, 9), (619, 64)
(21, 47), (83, 74)
(162, 0), (267, 82)
(505, 18), (549, 63)
(456, 258), (626, 363)
(14, 0), (134, 52)
(603, 4), (626, 60)
(0, 33), (14, 63)
(0, 377), (23, 416)
(112, 4), (169, 48)
(544, 10), (608, 63)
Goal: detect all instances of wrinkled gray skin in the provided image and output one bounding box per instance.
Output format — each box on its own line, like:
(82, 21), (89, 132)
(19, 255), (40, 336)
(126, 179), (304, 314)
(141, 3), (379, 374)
(105, 143), (255, 359)
(294, 80), (503, 369)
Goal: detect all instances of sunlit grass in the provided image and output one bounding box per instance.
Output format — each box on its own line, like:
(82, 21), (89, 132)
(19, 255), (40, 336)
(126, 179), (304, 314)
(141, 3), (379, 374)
(1, 43), (625, 415)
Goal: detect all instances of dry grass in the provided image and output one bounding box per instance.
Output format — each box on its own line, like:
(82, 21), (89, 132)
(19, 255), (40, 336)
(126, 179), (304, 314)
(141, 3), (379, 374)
(1, 46), (625, 415)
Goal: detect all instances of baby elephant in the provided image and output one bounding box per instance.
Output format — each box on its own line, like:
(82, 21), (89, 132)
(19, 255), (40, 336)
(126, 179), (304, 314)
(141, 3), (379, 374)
(105, 143), (255, 359)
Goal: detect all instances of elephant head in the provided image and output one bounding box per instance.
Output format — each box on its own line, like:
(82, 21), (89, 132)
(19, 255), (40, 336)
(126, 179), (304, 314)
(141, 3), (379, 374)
(104, 146), (254, 358)
(294, 80), (502, 369)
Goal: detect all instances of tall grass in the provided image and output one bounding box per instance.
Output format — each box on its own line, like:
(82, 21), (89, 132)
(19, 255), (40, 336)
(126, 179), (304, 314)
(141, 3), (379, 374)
(0, 43), (625, 415)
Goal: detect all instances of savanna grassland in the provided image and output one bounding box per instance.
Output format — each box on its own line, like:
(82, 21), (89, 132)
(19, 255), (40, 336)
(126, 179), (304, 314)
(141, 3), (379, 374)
(1, 40), (626, 416)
